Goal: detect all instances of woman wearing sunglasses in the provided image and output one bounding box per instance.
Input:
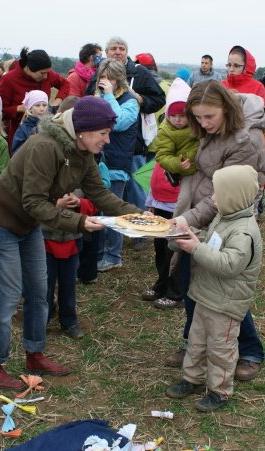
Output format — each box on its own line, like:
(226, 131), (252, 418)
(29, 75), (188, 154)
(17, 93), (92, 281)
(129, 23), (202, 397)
(222, 45), (265, 102)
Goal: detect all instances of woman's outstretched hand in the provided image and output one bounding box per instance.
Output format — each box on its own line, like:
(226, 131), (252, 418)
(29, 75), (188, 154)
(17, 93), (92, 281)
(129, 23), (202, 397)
(84, 217), (105, 232)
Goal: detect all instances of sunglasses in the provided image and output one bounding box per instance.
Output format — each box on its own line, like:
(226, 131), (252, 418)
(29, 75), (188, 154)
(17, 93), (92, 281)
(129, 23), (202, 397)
(225, 63), (244, 69)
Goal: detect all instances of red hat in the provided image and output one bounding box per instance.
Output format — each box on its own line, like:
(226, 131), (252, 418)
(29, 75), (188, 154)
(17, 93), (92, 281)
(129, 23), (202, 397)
(135, 53), (156, 67)
(167, 101), (186, 116)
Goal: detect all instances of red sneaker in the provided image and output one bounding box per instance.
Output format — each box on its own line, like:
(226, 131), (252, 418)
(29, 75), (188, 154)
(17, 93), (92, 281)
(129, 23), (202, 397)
(26, 352), (71, 376)
(0, 365), (24, 390)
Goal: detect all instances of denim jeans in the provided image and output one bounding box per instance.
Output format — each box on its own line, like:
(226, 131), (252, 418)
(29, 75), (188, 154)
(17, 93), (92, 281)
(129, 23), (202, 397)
(179, 252), (264, 363)
(124, 155), (147, 210)
(46, 252), (79, 328)
(98, 180), (126, 265)
(0, 226), (48, 363)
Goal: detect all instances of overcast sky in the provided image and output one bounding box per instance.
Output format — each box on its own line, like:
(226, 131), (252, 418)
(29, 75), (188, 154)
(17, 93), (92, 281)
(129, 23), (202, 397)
(2, 0), (265, 68)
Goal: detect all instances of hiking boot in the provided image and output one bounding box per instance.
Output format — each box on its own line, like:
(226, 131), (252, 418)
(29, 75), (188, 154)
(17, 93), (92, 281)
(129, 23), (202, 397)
(235, 359), (261, 381)
(195, 391), (228, 412)
(0, 365), (24, 390)
(153, 297), (184, 309)
(97, 261), (122, 272)
(166, 379), (205, 399)
(165, 348), (186, 367)
(142, 288), (160, 302)
(26, 352), (71, 376)
(62, 324), (84, 339)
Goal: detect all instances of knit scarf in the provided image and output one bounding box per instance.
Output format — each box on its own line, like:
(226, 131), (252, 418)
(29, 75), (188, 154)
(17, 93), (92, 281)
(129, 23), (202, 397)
(74, 61), (96, 83)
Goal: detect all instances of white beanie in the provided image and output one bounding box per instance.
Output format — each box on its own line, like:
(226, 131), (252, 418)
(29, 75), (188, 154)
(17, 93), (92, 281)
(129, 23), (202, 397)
(165, 78), (191, 114)
(22, 90), (48, 110)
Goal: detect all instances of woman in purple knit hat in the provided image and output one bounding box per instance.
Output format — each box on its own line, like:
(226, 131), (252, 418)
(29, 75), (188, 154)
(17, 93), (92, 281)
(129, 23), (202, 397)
(0, 96), (141, 390)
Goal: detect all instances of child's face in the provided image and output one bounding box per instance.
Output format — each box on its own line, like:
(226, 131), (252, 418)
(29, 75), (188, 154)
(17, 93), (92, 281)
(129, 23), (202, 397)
(30, 102), (48, 117)
(168, 114), (188, 129)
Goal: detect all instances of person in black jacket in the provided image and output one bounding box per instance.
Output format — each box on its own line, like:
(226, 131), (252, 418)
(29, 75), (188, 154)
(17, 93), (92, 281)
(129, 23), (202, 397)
(105, 37), (166, 252)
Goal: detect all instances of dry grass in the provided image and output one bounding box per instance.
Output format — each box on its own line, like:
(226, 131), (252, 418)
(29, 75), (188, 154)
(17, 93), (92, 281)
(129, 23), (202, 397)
(1, 233), (265, 451)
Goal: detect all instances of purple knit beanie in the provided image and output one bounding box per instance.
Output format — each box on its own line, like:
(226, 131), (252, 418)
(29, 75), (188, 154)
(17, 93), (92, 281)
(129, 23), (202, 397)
(72, 96), (117, 132)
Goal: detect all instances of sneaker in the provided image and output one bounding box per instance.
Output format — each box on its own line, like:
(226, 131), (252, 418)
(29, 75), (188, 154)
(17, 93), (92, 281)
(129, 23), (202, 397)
(0, 365), (25, 390)
(142, 288), (160, 302)
(195, 391), (228, 412)
(97, 261), (122, 272)
(26, 352), (71, 376)
(165, 348), (186, 368)
(153, 297), (184, 309)
(62, 324), (84, 339)
(166, 379), (205, 399)
(235, 359), (261, 381)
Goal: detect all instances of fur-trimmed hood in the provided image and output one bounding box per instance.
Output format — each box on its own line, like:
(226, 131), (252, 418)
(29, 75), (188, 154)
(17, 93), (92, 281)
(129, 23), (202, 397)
(38, 109), (76, 154)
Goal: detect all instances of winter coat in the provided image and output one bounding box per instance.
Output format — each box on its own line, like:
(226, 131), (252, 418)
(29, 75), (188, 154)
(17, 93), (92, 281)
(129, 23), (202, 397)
(102, 90), (139, 172)
(150, 163), (179, 203)
(173, 93), (265, 229)
(0, 114), (141, 236)
(189, 165), (262, 321)
(0, 61), (69, 146)
(67, 70), (87, 97)
(152, 120), (198, 176)
(125, 57), (166, 154)
(12, 115), (39, 154)
(222, 46), (265, 103)
(188, 68), (223, 87)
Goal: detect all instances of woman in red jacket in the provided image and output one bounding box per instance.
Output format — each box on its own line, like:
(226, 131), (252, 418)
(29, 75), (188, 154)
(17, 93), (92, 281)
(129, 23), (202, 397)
(0, 47), (69, 147)
(222, 45), (265, 103)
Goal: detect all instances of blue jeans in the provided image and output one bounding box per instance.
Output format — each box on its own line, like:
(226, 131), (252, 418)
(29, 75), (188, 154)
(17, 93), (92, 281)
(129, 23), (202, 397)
(124, 155), (147, 210)
(179, 252), (264, 363)
(0, 226), (48, 363)
(98, 180), (126, 264)
(46, 252), (79, 328)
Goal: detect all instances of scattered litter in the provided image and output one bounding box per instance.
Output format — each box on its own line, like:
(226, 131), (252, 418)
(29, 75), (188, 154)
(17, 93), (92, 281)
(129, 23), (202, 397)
(16, 374), (44, 399)
(0, 394), (37, 415)
(151, 410), (174, 419)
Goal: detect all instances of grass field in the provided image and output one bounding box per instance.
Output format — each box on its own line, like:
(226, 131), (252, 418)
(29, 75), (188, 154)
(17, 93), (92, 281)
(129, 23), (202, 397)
(1, 233), (265, 451)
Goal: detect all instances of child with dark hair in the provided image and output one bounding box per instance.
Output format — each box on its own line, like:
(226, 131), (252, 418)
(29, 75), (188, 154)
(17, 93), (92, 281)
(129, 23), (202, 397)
(0, 46), (69, 147)
(67, 43), (103, 97)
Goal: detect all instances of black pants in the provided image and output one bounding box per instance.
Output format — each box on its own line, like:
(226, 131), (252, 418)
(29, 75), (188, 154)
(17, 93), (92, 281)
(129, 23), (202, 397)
(152, 208), (182, 299)
(77, 232), (100, 283)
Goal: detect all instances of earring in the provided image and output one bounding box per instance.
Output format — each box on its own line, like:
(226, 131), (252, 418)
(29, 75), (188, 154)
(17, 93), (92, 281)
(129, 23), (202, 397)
(79, 134), (83, 139)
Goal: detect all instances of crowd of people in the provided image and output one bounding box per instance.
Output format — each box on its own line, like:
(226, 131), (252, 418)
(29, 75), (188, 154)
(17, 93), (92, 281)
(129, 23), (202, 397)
(0, 37), (264, 413)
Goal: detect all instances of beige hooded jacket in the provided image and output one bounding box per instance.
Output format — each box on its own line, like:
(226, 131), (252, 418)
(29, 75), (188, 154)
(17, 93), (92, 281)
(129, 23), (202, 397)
(188, 165), (262, 321)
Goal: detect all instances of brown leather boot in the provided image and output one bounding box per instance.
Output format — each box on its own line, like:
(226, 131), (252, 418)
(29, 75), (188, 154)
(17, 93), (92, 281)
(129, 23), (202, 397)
(235, 359), (261, 381)
(165, 349), (186, 368)
(26, 352), (71, 376)
(0, 365), (24, 390)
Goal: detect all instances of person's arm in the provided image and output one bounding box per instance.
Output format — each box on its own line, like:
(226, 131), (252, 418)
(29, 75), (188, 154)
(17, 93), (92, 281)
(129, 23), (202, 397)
(0, 77), (24, 119)
(12, 125), (29, 154)
(132, 66), (165, 114)
(21, 138), (85, 232)
(49, 70), (70, 102)
(103, 93), (139, 131)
